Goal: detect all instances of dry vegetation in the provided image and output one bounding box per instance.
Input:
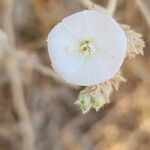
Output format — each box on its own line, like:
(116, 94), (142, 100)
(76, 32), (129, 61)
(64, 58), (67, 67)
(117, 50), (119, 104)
(0, 0), (149, 150)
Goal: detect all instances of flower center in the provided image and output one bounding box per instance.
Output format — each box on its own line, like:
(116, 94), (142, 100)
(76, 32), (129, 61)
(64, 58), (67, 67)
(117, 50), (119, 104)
(79, 40), (96, 55)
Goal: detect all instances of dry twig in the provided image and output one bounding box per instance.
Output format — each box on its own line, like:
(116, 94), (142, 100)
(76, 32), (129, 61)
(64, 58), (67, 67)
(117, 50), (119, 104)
(6, 57), (35, 150)
(3, 0), (36, 149)
(107, 0), (118, 16)
(79, 0), (105, 11)
(2, 0), (15, 47)
(136, 0), (150, 28)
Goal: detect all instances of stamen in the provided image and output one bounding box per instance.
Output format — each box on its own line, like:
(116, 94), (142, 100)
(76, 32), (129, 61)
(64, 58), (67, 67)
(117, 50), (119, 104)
(79, 40), (96, 55)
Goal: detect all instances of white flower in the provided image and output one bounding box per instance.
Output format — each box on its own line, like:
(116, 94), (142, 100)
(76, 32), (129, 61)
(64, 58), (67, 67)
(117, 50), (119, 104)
(47, 10), (127, 86)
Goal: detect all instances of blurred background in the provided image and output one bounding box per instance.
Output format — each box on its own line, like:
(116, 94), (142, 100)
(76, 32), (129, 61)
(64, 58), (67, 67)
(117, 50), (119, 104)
(0, 0), (149, 150)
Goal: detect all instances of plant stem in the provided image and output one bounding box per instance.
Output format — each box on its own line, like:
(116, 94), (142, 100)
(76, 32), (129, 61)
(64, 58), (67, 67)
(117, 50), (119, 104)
(107, 0), (118, 16)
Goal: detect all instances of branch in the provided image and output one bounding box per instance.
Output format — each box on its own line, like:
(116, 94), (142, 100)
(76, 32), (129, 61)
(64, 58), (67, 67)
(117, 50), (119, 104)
(107, 0), (118, 16)
(79, 0), (118, 16)
(136, 0), (150, 28)
(79, 0), (106, 12)
(6, 57), (36, 150)
(3, 0), (36, 150)
(3, 0), (15, 47)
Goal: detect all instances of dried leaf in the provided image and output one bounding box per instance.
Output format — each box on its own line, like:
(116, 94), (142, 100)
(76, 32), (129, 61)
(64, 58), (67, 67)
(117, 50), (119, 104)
(108, 72), (126, 91)
(75, 71), (126, 113)
(122, 25), (145, 59)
